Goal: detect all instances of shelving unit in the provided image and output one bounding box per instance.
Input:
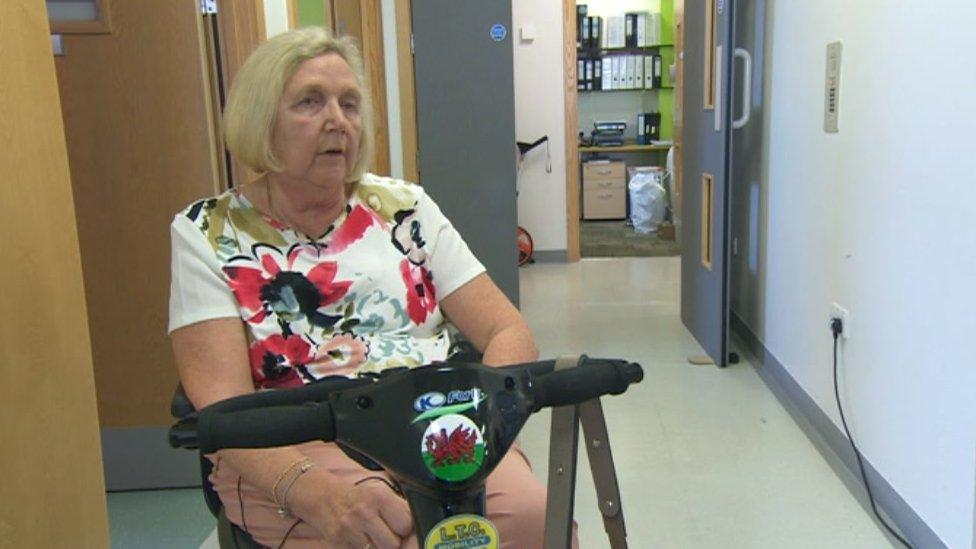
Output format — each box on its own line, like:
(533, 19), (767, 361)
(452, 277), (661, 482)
(579, 143), (671, 153)
(577, 44), (673, 54)
(579, 87), (673, 94)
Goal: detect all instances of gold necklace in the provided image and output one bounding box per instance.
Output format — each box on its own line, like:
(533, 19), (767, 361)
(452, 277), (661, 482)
(266, 180), (326, 239)
(265, 178), (352, 239)
(265, 179), (294, 232)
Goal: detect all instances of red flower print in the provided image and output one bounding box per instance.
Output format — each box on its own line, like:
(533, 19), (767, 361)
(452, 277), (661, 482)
(400, 259), (437, 325)
(305, 262), (352, 307)
(222, 244), (352, 327)
(326, 205), (381, 255)
(306, 333), (370, 378)
(221, 265), (270, 323)
(249, 334), (312, 389)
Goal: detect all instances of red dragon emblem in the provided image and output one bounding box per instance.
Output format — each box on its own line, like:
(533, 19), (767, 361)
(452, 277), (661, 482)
(425, 425), (479, 466)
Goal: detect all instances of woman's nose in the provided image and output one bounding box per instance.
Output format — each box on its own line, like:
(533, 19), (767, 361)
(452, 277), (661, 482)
(322, 100), (347, 131)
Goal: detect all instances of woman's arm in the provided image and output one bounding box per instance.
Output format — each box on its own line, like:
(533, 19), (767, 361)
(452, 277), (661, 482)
(171, 319), (412, 546)
(171, 318), (341, 523)
(439, 273), (539, 366)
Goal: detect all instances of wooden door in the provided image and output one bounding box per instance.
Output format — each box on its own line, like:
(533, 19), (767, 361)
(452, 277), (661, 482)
(394, 0), (420, 183)
(334, 0), (391, 176)
(53, 0), (222, 487)
(1, 0), (109, 544)
(562, 0), (581, 261)
(210, 0), (267, 188)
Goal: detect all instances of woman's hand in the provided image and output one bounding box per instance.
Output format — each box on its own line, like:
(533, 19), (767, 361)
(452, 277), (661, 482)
(294, 474), (413, 548)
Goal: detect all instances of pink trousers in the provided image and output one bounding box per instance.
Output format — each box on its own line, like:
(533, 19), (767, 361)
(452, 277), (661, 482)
(211, 442), (579, 548)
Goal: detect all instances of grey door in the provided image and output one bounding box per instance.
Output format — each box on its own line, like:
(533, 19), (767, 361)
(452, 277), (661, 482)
(411, 0), (519, 305)
(729, 0), (767, 332)
(681, 0), (734, 365)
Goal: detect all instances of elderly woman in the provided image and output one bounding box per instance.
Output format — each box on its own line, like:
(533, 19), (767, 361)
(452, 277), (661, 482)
(169, 27), (564, 549)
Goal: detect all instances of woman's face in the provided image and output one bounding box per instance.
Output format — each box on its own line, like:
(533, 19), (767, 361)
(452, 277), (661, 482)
(272, 53), (363, 186)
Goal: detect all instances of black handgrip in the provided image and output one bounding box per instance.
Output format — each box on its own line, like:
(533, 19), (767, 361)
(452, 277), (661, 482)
(169, 416), (200, 449)
(204, 376), (370, 415)
(531, 359), (643, 410)
(499, 359), (557, 377)
(196, 403), (336, 454)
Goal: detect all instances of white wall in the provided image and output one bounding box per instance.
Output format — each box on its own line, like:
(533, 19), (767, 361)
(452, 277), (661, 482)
(380, 0), (403, 179)
(262, 0), (289, 38)
(745, 1), (976, 546)
(513, 0), (569, 252)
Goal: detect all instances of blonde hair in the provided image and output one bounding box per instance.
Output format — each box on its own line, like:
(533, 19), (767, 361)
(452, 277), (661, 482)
(223, 27), (374, 182)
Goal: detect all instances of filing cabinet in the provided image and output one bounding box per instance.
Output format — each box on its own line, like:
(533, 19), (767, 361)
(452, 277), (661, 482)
(582, 160), (626, 219)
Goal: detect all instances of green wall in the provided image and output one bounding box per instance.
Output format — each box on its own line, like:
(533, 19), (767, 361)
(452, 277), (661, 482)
(295, 0), (328, 28)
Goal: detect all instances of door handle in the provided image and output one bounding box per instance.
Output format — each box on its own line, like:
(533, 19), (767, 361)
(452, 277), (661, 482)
(732, 48), (752, 129)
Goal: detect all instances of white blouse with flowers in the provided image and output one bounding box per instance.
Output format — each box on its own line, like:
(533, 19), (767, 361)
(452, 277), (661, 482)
(168, 173), (485, 389)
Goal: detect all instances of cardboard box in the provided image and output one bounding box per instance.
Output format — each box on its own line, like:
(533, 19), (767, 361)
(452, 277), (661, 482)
(658, 222), (675, 241)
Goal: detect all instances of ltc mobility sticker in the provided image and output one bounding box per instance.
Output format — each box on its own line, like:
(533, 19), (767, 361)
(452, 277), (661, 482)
(424, 514), (499, 549)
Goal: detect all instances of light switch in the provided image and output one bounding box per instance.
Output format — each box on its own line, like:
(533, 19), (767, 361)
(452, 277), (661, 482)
(520, 25), (536, 42)
(51, 34), (64, 56)
(824, 41), (842, 133)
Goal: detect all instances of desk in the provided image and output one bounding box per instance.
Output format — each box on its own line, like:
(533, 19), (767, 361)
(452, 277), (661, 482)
(578, 142), (672, 220)
(579, 143), (672, 153)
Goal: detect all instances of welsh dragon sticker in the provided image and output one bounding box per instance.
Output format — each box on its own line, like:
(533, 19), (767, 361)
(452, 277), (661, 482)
(413, 388), (487, 482)
(420, 414), (486, 482)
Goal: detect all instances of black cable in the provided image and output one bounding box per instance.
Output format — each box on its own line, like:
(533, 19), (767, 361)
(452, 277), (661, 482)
(237, 475), (250, 535)
(355, 475), (404, 497)
(276, 519), (302, 549)
(268, 477), (398, 548)
(237, 472), (302, 548)
(831, 320), (912, 548)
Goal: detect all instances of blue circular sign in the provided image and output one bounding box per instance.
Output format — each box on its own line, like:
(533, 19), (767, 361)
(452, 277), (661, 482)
(490, 24), (507, 42)
(414, 392), (446, 412)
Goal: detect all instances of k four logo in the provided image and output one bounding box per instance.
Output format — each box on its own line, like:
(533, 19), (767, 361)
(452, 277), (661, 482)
(413, 388), (484, 418)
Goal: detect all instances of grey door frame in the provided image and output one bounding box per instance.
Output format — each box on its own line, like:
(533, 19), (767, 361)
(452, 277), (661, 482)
(729, 0), (767, 333)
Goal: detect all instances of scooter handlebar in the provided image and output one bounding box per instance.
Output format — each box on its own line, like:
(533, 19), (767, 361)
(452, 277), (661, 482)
(170, 357), (644, 452)
(194, 402), (336, 454)
(530, 359), (643, 410)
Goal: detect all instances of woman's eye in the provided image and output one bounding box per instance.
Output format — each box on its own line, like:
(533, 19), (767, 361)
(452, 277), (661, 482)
(297, 96), (320, 108)
(341, 101), (360, 113)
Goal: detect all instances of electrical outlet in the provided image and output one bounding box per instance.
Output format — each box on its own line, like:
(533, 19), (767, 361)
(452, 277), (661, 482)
(830, 302), (851, 339)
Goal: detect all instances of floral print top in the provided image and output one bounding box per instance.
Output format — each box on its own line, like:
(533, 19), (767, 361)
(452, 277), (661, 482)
(168, 174), (485, 388)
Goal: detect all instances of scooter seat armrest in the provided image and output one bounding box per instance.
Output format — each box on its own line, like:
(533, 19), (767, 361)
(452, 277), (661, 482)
(171, 383), (196, 419)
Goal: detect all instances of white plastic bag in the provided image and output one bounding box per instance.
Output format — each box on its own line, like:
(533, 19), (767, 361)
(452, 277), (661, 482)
(628, 167), (667, 234)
